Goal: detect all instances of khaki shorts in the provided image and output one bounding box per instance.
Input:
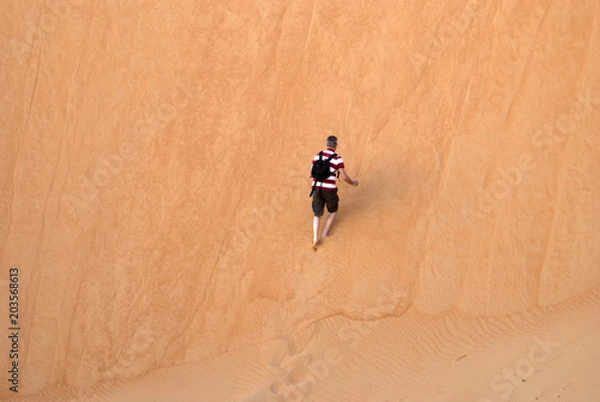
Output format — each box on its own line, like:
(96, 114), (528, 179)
(312, 188), (339, 217)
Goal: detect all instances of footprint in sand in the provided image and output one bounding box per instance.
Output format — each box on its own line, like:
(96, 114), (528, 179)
(262, 350), (316, 401)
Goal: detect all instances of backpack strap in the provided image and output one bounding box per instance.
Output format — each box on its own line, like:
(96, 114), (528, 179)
(328, 153), (338, 178)
(331, 153), (338, 178)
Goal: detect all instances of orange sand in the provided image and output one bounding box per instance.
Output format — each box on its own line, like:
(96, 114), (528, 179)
(1, 1), (599, 401)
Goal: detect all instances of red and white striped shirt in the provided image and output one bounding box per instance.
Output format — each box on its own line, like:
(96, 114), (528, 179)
(311, 148), (345, 191)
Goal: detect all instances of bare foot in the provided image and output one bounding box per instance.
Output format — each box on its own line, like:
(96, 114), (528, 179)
(312, 239), (319, 250)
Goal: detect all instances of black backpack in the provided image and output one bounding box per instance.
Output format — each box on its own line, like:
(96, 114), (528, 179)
(309, 151), (337, 196)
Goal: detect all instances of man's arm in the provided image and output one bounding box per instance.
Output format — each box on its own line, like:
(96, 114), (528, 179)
(338, 168), (359, 186)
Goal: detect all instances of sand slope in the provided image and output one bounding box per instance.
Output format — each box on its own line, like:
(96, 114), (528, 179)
(1, 1), (599, 401)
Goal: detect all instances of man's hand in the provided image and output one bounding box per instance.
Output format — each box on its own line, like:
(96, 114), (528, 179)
(339, 168), (359, 187)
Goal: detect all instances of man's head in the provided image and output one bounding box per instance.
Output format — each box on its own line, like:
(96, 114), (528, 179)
(326, 135), (338, 149)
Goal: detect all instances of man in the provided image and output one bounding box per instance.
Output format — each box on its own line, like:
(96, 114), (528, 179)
(311, 135), (359, 249)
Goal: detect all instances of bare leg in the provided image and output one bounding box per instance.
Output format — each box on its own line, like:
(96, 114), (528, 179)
(312, 216), (320, 249)
(321, 212), (337, 239)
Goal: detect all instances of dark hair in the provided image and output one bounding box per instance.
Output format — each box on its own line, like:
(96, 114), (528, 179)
(326, 135), (337, 147)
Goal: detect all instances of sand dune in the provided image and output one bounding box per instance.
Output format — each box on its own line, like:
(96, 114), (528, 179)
(1, 1), (599, 401)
